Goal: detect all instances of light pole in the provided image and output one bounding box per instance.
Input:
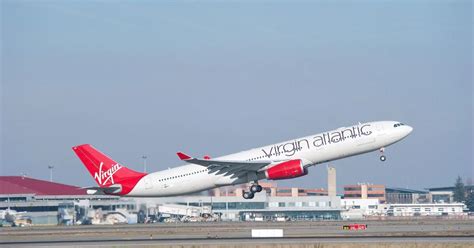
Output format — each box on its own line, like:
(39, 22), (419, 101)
(48, 165), (54, 182)
(142, 155), (147, 173)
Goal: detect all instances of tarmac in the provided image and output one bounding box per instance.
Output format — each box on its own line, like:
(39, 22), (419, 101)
(1, 219), (473, 247)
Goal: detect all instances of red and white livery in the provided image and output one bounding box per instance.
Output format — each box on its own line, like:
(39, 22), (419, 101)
(73, 121), (413, 199)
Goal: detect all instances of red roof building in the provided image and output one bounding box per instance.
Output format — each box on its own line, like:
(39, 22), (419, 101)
(0, 176), (87, 196)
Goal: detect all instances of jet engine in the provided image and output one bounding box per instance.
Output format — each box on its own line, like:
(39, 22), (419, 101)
(264, 159), (308, 180)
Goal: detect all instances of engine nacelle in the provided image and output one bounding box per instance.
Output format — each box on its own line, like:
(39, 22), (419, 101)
(264, 159), (308, 180)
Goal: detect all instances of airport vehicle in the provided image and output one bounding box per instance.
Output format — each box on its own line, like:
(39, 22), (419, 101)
(343, 224), (367, 230)
(73, 121), (413, 199)
(0, 209), (30, 227)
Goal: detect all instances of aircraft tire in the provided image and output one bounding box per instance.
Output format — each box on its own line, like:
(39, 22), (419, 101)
(243, 192), (251, 199)
(243, 191), (254, 199)
(250, 185), (260, 193)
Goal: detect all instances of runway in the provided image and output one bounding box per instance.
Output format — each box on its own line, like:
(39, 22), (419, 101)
(1, 219), (473, 247)
(3, 236), (474, 247)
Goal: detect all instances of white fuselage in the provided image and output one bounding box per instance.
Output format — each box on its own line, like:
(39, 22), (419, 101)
(128, 121), (413, 196)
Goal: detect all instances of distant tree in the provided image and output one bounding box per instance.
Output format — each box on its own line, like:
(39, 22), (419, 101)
(466, 190), (474, 212)
(453, 176), (466, 202)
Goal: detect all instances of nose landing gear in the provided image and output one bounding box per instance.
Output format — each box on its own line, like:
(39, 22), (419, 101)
(379, 147), (386, 162)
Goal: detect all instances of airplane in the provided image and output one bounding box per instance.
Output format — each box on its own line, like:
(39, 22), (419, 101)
(73, 121), (413, 199)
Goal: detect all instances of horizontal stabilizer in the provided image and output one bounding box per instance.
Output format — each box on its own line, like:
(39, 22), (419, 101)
(83, 185), (122, 195)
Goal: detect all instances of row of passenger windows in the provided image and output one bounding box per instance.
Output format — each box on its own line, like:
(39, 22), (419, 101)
(248, 155), (267, 161)
(159, 169), (209, 182)
(393, 123), (405, 128)
(247, 147), (305, 161)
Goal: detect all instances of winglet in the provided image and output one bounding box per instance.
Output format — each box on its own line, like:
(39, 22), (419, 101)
(177, 152), (192, 160)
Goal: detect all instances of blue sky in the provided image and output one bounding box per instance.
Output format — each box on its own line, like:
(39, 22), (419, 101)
(1, 0), (472, 191)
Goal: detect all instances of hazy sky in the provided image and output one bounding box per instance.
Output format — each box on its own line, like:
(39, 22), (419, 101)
(1, 0), (472, 192)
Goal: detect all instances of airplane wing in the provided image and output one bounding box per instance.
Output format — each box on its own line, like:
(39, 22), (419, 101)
(177, 152), (273, 179)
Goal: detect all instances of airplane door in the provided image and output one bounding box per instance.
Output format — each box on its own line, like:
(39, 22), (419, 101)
(144, 177), (152, 190)
(376, 123), (387, 137)
(356, 124), (376, 147)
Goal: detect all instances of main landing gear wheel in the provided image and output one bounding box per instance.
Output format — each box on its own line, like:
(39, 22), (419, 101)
(243, 191), (254, 199)
(250, 184), (263, 193)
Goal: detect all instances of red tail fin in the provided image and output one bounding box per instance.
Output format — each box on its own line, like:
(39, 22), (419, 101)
(72, 144), (146, 195)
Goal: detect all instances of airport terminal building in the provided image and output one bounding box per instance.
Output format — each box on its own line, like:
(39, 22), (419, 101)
(2, 175), (469, 225)
(1, 176), (342, 225)
(136, 192), (341, 221)
(0, 176), (136, 225)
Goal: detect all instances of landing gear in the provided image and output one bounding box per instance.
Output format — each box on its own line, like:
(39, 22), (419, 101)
(243, 183), (262, 199)
(250, 184), (263, 193)
(243, 191), (254, 199)
(379, 147), (386, 162)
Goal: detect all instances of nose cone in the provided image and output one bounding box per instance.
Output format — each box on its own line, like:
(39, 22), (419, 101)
(406, 125), (413, 134)
(402, 125), (413, 138)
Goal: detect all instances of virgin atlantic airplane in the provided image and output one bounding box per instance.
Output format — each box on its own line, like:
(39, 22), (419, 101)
(73, 121), (413, 199)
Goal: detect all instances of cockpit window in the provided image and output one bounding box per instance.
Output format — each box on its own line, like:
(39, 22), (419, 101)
(393, 123), (405, 128)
